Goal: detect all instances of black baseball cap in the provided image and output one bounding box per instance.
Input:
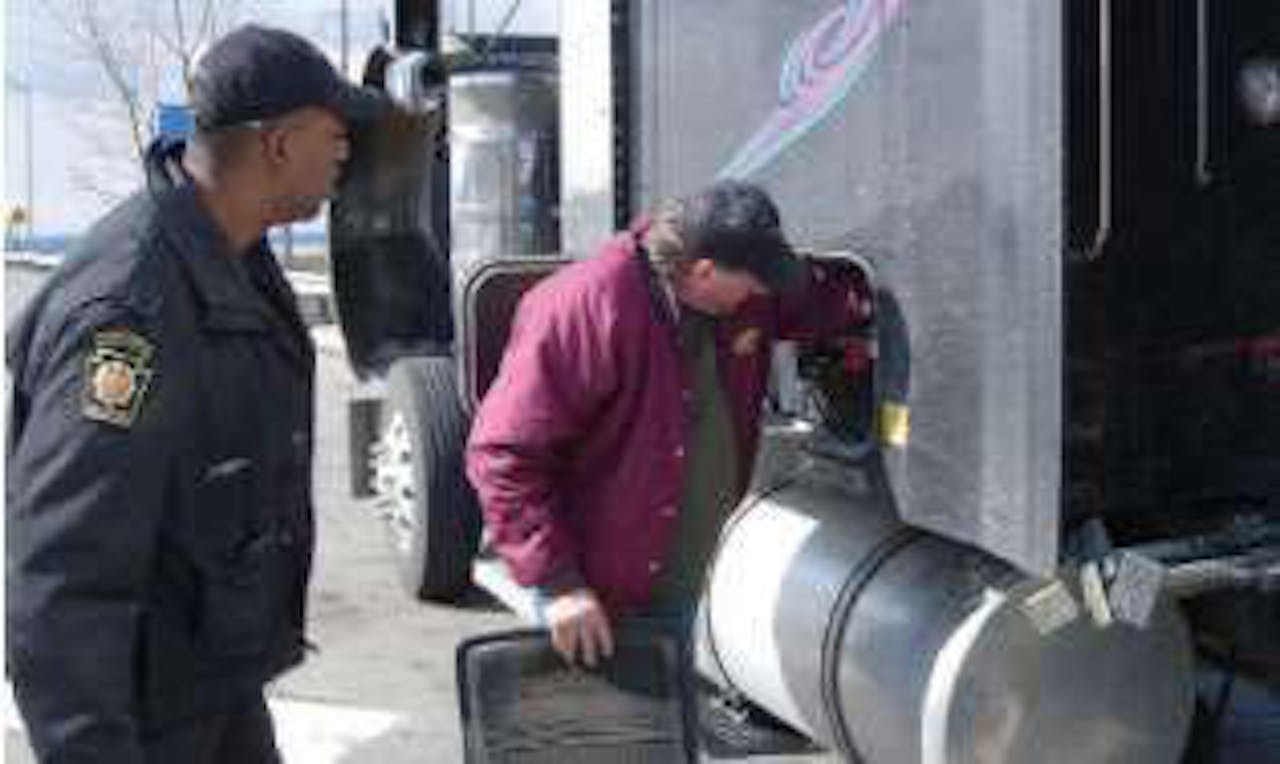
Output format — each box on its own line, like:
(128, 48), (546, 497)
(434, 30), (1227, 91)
(191, 24), (387, 130)
(680, 180), (806, 292)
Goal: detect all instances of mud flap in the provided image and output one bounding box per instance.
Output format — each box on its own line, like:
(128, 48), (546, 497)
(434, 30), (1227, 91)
(455, 621), (696, 762)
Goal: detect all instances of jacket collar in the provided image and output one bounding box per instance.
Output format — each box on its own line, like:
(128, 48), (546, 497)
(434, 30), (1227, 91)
(145, 138), (267, 323)
(627, 216), (681, 330)
(144, 139), (312, 369)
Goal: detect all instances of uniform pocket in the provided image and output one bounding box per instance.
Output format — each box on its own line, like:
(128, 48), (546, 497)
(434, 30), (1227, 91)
(197, 533), (273, 657)
(183, 456), (275, 657)
(191, 455), (259, 549)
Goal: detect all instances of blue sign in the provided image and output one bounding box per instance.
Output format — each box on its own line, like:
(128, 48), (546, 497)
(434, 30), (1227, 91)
(155, 102), (194, 139)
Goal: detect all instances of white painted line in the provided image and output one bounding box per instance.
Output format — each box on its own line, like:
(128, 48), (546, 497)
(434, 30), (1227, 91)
(269, 697), (402, 763)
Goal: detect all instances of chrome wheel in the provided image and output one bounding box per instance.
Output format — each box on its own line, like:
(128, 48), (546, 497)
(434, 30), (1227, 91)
(371, 410), (418, 556)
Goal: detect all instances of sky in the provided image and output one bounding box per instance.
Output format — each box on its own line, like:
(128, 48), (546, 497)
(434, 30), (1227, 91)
(3, 0), (557, 240)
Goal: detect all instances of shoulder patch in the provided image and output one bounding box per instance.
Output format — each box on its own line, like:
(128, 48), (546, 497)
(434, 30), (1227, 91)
(82, 327), (155, 428)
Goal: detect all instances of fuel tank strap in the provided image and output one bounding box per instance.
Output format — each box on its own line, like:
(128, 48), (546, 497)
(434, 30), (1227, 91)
(820, 525), (924, 762)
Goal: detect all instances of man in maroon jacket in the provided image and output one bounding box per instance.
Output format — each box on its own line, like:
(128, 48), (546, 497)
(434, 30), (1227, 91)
(467, 180), (871, 665)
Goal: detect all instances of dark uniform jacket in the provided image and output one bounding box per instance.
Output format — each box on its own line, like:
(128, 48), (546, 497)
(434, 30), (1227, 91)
(6, 139), (315, 763)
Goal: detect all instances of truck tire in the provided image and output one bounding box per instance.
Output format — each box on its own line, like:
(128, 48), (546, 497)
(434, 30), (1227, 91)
(371, 356), (481, 601)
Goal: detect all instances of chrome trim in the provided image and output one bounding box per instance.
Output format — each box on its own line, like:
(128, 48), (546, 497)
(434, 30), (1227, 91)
(1196, 0), (1213, 185)
(1088, 0), (1113, 260)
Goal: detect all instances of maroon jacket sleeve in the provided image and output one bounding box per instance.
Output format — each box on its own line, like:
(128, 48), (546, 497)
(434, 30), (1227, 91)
(774, 257), (873, 340)
(465, 280), (620, 590)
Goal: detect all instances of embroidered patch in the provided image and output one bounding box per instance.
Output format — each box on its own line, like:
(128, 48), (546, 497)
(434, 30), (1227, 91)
(731, 327), (762, 356)
(83, 328), (155, 428)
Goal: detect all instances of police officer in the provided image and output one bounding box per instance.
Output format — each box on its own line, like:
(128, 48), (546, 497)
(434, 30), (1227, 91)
(6, 25), (384, 763)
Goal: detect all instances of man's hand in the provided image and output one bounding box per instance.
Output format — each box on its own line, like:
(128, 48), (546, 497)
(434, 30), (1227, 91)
(849, 279), (874, 323)
(544, 588), (615, 667)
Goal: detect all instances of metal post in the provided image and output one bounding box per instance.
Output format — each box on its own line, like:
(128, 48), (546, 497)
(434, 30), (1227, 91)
(24, 79), (34, 240)
(340, 0), (350, 75)
(6, 75), (36, 243)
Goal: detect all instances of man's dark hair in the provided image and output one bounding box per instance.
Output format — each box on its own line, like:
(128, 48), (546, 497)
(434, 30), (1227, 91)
(647, 180), (805, 292)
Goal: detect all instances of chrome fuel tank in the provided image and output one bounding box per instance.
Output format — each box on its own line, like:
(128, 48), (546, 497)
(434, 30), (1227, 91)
(700, 437), (1195, 763)
(448, 66), (559, 280)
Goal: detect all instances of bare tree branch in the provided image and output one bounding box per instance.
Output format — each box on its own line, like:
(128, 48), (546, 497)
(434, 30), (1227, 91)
(45, 0), (242, 203)
(66, 98), (137, 205)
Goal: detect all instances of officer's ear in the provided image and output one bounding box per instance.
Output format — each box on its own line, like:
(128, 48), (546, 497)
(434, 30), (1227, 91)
(258, 120), (295, 168)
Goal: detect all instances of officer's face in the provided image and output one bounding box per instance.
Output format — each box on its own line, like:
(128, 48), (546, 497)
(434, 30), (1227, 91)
(263, 108), (351, 223)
